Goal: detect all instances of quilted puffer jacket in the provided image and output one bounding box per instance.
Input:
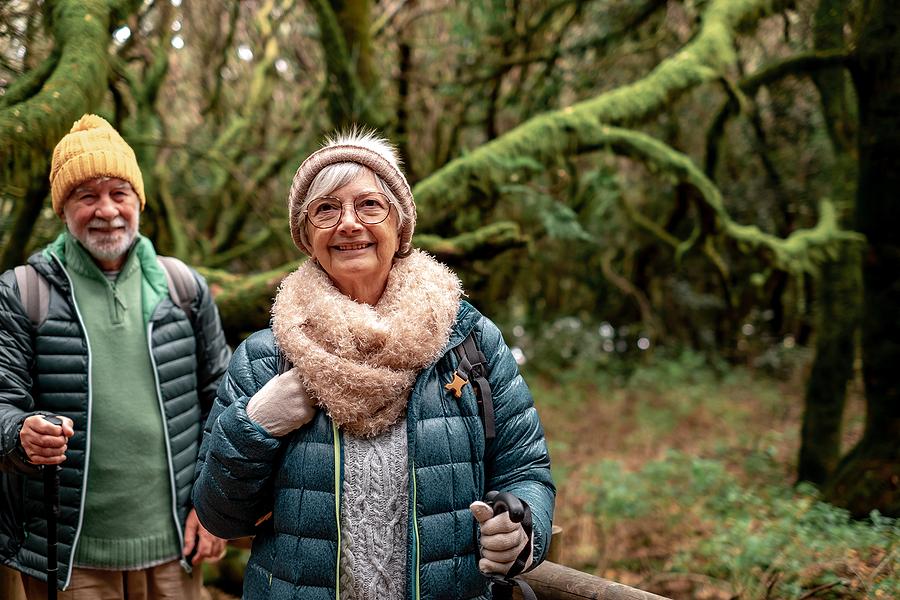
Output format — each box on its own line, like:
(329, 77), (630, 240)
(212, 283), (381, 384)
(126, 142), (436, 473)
(193, 301), (555, 600)
(0, 233), (232, 590)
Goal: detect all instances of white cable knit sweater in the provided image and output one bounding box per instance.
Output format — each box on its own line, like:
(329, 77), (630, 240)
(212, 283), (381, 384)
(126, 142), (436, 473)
(339, 420), (409, 599)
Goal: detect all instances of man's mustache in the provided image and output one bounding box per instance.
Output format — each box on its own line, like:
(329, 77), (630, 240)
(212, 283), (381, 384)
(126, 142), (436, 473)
(86, 217), (128, 229)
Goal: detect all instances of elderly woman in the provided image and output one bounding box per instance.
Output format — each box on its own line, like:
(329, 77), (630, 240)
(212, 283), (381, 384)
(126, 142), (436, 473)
(192, 130), (555, 600)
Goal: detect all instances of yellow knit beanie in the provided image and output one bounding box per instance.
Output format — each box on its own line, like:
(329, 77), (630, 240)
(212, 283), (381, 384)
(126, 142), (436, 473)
(50, 114), (145, 218)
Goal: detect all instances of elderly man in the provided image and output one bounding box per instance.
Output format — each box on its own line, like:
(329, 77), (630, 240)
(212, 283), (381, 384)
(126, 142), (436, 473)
(0, 114), (232, 600)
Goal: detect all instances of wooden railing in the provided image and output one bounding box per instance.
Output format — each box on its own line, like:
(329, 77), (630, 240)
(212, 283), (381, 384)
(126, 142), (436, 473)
(516, 562), (673, 600)
(509, 527), (673, 600)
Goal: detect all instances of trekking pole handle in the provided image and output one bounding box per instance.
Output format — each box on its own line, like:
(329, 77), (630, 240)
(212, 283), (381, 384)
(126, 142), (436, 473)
(483, 490), (525, 523)
(41, 416), (62, 517)
(42, 415), (63, 434)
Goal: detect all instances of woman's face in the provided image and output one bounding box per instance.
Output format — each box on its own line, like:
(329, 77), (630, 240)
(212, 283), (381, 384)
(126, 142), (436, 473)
(306, 170), (401, 304)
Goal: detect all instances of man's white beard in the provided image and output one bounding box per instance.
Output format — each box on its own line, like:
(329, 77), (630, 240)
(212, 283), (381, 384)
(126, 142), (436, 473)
(75, 217), (138, 264)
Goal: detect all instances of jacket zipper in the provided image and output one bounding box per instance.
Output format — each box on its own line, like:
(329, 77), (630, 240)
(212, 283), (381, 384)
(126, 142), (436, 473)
(50, 252), (93, 591)
(146, 321), (190, 573)
(333, 423), (342, 600)
(412, 462), (421, 600)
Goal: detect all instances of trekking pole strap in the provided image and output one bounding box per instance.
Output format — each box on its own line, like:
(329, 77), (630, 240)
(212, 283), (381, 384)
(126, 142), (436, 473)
(487, 573), (538, 600)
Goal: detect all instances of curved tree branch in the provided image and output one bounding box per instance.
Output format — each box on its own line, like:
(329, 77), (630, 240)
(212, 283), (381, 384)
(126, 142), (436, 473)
(413, 0), (793, 227)
(1, 0), (142, 188)
(594, 124), (864, 276)
(414, 221), (528, 266)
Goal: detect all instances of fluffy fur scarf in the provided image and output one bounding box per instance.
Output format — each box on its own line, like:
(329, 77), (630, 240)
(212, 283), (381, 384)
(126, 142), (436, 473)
(271, 250), (462, 437)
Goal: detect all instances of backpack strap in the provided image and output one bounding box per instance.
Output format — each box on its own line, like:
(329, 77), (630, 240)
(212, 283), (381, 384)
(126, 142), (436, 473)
(13, 257), (198, 328)
(14, 265), (49, 328)
(446, 331), (497, 440)
(156, 256), (197, 317)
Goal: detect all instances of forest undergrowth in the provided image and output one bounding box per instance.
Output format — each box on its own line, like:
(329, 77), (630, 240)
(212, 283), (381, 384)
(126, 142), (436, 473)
(528, 348), (900, 600)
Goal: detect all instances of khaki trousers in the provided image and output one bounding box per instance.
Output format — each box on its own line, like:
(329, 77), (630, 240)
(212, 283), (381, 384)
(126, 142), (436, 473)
(21, 559), (201, 600)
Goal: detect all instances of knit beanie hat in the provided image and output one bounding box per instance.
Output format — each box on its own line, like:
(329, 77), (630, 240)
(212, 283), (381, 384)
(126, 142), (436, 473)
(288, 130), (416, 258)
(50, 114), (146, 218)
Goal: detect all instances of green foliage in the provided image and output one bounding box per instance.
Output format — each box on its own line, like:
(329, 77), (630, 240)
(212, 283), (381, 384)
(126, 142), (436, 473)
(584, 449), (900, 598)
(540, 202), (596, 243)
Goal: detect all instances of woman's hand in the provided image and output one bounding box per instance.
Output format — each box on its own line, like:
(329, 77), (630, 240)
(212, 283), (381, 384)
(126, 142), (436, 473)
(470, 500), (534, 574)
(246, 367), (316, 437)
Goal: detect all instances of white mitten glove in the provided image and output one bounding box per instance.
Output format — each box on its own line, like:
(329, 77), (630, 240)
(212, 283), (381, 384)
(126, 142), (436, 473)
(470, 500), (534, 574)
(246, 367), (315, 437)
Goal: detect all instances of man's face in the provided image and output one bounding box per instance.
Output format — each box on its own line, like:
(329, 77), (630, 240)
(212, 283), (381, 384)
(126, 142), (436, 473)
(61, 177), (140, 268)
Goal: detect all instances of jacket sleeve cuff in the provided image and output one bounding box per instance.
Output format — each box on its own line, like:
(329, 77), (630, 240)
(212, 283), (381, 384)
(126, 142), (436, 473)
(215, 397), (283, 459)
(1, 415), (41, 475)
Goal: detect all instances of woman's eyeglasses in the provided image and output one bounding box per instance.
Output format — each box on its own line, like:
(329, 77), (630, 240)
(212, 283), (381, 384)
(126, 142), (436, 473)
(304, 192), (393, 229)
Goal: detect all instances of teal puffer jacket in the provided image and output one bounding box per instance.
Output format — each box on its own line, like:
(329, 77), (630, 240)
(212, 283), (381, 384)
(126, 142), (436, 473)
(193, 301), (555, 600)
(0, 234), (232, 590)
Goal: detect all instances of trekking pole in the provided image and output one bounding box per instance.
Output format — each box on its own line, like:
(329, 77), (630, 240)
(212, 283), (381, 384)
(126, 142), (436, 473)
(42, 415), (63, 600)
(479, 491), (538, 600)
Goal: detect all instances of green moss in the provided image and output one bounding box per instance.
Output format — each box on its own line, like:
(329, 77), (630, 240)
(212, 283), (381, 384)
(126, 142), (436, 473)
(0, 0), (141, 189)
(414, 0), (789, 226)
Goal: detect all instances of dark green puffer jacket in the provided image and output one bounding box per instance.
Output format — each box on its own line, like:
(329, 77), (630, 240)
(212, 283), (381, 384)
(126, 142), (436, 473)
(0, 233), (232, 590)
(193, 301), (556, 600)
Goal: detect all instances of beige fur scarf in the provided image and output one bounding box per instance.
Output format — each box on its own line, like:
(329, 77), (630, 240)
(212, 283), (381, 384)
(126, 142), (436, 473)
(271, 250), (462, 437)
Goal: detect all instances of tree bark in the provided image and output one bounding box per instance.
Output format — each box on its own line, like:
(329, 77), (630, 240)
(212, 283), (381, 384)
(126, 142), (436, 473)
(797, 0), (862, 485)
(306, 0), (385, 129)
(798, 252), (861, 483)
(822, 0), (900, 517)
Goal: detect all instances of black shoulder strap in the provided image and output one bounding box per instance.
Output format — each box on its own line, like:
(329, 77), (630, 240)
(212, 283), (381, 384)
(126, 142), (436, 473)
(448, 331), (496, 440)
(14, 265), (50, 328)
(156, 256), (197, 317)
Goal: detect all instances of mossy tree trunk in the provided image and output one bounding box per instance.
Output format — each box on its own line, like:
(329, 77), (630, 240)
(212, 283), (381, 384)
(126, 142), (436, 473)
(822, 0), (900, 517)
(796, 0), (862, 485)
(306, 0), (386, 130)
(0, 0), (143, 272)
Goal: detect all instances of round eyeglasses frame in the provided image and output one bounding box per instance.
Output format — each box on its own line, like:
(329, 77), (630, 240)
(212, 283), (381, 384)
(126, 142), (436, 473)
(303, 192), (393, 229)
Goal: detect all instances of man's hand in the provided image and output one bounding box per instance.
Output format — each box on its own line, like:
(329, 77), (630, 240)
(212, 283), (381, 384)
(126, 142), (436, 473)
(183, 509), (226, 565)
(19, 415), (74, 465)
(246, 367), (316, 437)
(470, 500), (534, 574)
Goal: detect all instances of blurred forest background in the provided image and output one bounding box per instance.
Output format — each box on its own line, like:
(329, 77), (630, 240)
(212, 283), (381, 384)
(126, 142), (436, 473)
(2, 0), (899, 597)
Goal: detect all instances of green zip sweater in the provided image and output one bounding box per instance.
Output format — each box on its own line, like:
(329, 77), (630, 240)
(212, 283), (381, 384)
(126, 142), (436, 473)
(64, 235), (180, 569)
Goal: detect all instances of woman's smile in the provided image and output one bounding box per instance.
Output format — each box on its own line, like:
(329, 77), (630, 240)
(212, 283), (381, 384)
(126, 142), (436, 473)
(333, 242), (374, 251)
